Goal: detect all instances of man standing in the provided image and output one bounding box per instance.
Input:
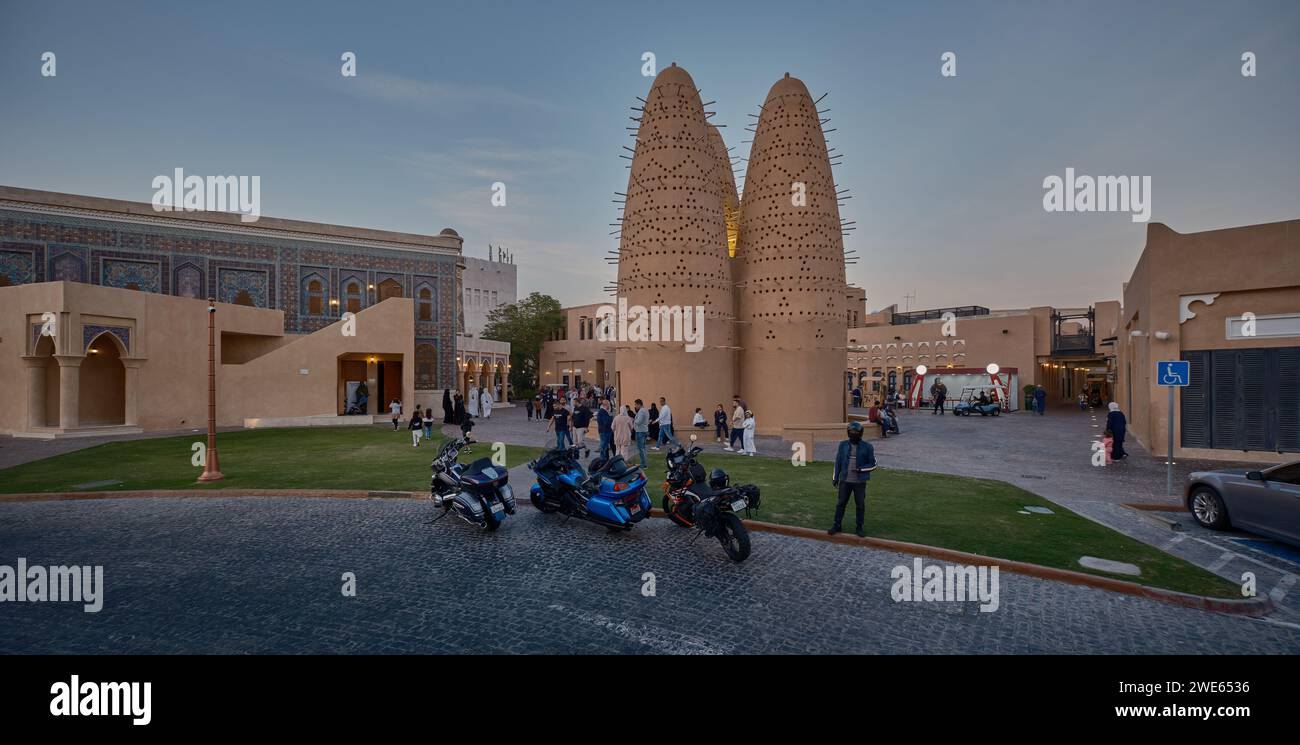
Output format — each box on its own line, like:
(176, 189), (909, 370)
(546, 400), (572, 450)
(652, 396), (677, 450)
(829, 421), (876, 538)
(596, 400), (614, 459)
(931, 378), (947, 415)
(726, 396), (746, 452)
(570, 402), (591, 448)
(632, 399), (650, 466)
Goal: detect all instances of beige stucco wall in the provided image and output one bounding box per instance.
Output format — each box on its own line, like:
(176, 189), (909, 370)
(0, 281), (414, 434)
(1116, 220), (1300, 461)
(848, 311), (1041, 387)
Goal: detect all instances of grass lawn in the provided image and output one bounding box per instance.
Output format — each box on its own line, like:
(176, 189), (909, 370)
(0, 426), (543, 494)
(632, 451), (1238, 597)
(0, 428), (1236, 596)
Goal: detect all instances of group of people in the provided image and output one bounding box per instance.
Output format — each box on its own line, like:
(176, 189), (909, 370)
(388, 398), (438, 447)
(531, 388), (759, 466)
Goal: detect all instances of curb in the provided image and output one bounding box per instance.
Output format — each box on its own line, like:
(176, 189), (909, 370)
(0, 489), (1270, 617)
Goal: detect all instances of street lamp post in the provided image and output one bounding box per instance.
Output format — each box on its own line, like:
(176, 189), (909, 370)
(198, 297), (224, 482)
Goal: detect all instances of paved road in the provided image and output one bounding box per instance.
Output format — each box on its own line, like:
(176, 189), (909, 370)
(2, 497), (1297, 654)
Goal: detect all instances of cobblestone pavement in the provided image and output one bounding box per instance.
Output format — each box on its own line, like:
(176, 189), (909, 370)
(471, 405), (1300, 621)
(2, 497), (1298, 654)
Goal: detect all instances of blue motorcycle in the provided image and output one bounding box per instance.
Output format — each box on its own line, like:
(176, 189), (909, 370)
(527, 445), (652, 531)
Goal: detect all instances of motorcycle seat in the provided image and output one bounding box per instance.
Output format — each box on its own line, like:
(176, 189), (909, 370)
(595, 455), (639, 480)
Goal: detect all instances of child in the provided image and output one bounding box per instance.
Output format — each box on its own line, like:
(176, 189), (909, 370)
(742, 410), (757, 456)
(423, 408), (434, 441)
(1103, 428), (1114, 465)
(389, 398), (402, 430)
(692, 408), (708, 429)
(409, 409), (424, 447)
(713, 404), (729, 442)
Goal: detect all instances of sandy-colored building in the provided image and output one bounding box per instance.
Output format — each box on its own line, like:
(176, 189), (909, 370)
(1115, 220), (1300, 462)
(1, 280), (414, 436)
(846, 302), (1120, 411)
(539, 303), (618, 392)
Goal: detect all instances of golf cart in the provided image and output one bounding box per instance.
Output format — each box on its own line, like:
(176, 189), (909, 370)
(952, 386), (1001, 417)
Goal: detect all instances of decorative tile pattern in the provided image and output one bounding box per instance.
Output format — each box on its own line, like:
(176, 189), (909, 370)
(83, 324), (131, 354)
(174, 263), (204, 298)
(217, 267), (269, 307)
(0, 249), (36, 285)
(102, 258), (163, 293)
(49, 251), (86, 282)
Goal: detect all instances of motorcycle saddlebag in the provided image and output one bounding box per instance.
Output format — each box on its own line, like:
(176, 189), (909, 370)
(737, 484), (761, 511)
(694, 498), (720, 537)
(451, 491), (485, 522)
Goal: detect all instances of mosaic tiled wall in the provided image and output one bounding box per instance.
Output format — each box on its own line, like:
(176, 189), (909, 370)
(1, 208), (460, 388)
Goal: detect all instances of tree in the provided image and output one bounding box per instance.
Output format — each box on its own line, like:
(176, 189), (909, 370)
(481, 292), (563, 398)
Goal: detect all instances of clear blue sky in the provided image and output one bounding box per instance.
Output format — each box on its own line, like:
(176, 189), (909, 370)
(2, 0), (1296, 311)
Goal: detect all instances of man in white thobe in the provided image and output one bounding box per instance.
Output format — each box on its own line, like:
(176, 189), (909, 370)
(468, 386), (480, 417)
(480, 387), (493, 418)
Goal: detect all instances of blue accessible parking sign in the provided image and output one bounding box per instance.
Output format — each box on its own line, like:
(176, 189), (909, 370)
(1157, 360), (1190, 387)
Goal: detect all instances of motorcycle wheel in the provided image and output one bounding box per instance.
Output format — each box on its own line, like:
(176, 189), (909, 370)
(717, 513), (751, 563)
(663, 495), (692, 528)
(531, 491), (560, 513)
(483, 511), (501, 531)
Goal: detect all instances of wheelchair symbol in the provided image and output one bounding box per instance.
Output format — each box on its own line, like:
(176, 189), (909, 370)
(1160, 368), (1185, 386)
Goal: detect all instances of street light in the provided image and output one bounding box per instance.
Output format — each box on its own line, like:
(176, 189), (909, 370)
(197, 298), (224, 482)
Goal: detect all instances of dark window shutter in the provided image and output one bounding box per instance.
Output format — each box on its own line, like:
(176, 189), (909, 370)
(1278, 348), (1300, 452)
(1211, 351), (1238, 449)
(1181, 351), (1211, 448)
(1240, 349), (1267, 450)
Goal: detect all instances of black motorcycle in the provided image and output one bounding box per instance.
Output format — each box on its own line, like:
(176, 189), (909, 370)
(661, 438), (760, 562)
(429, 419), (516, 530)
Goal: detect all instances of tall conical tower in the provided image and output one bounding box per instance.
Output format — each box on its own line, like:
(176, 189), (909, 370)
(735, 73), (847, 433)
(614, 63), (736, 419)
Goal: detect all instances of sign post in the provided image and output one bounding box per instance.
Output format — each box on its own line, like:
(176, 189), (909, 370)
(1156, 360), (1189, 496)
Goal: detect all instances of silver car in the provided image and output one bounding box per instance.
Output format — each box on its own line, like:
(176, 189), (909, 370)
(1186, 460), (1300, 546)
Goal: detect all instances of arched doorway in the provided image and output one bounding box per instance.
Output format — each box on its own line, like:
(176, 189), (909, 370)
(462, 359), (478, 398)
(33, 335), (59, 426)
(81, 332), (126, 425)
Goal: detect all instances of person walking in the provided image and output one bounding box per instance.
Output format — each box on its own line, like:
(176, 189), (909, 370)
(613, 405), (633, 460)
(1077, 393), (1088, 411)
(389, 398), (402, 430)
(468, 385), (480, 417)
(829, 421), (876, 538)
(480, 386), (493, 419)
(1034, 385), (1047, 416)
(1106, 402), (1129, 460)
(453, 393), (466, 425)
(546, 401), (572, 450)
(597, 400), (615, 459)
(442, 389), (454, 424)
(652, 397), (677, 450)
(931, 378), (947, 415)
(852, 385), (862, 408)
(422, 407), (434, 441)
(632, 399), (650, 467)
(526, 393), (534, 421)
(570, 402), (591, 448)
(726, 397), (746, 451)
(647, 402), (660, 445)
(409, 408), (424, 447)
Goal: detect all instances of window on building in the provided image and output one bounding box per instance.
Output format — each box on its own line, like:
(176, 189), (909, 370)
(578, 316), (587, 340)
(378, 279), (402, 302)
(305, 278), (324, 315)
(491, 291), (498, 306)
(418, 287), (433, 321)
(344, 281), (362, 314)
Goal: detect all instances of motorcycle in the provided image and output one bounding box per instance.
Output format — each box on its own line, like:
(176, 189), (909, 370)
(428, 418), (516, 530)
(661, 436), (760, 562)
(527, 445), (652, 531)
